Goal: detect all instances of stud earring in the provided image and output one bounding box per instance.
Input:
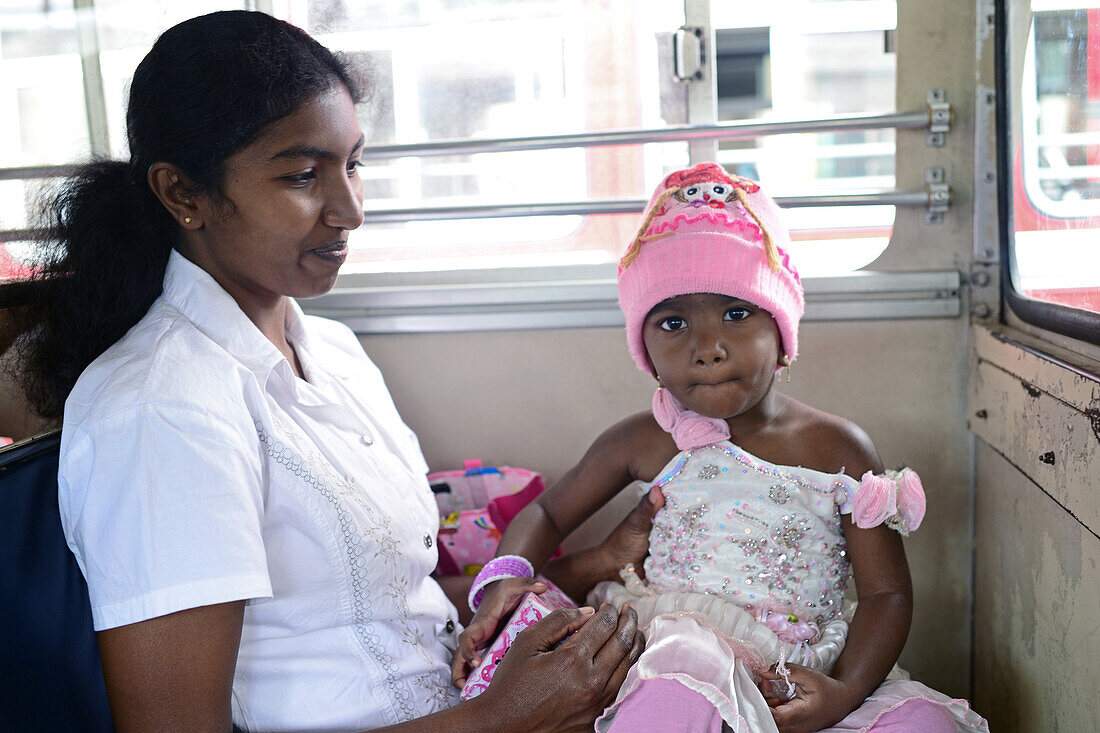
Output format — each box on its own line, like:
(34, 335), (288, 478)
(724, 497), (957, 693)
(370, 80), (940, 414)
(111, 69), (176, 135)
(781, 355), (792, 383)
(183, 216), (192, 224)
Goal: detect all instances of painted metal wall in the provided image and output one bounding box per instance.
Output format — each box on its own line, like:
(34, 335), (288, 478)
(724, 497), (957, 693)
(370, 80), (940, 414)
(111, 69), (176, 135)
(970, 324), (1100, 731)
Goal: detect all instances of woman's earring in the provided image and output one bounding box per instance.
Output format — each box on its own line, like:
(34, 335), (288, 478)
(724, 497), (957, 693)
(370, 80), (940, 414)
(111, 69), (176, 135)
(656, 376), (664, 403)
(781, 355), (792, 383)
(183, 216), (192, 225)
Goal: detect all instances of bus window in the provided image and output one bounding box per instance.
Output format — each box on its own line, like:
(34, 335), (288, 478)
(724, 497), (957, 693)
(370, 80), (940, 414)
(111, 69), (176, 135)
(310, 0), (899, 277)
(0, 1), (902, 282)
(1008, 1), (1100, 326)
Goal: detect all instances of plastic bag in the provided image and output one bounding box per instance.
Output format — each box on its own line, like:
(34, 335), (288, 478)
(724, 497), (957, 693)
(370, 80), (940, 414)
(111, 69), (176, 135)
(429, 459), (548, 576)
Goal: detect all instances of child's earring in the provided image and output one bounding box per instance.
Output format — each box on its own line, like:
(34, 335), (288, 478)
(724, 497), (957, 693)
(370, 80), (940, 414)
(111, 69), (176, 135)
(781, 355), (792, 383)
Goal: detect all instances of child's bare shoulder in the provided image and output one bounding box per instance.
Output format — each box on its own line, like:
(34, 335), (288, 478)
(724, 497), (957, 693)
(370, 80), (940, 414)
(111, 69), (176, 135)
(779, 396), (884, 478)
(590, 410), (680, 483)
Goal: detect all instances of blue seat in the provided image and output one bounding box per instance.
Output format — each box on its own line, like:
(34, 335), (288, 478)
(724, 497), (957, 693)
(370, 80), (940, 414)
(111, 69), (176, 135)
(0, 430), (114, 731)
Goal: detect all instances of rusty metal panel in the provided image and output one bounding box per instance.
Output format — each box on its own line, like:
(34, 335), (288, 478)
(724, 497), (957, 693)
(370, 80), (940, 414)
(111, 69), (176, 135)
(968, 324), (1100, 534)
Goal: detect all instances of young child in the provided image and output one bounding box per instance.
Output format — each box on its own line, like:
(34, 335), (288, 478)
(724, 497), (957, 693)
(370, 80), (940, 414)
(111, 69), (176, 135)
(455, 163), (988, 732)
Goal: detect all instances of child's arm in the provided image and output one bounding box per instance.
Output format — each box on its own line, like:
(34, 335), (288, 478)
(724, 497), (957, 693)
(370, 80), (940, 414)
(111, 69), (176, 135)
(453, 413), (673, 686)
(497, 415), (652, 566)
(761, 421), (913, 733)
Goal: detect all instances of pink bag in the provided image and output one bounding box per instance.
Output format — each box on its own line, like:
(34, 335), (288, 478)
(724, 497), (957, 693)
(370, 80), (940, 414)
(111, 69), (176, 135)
(430, 459), (549, 576)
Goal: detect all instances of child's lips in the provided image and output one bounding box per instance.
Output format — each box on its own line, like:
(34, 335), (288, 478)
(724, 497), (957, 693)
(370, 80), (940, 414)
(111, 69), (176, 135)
(691, 377), (739, 389)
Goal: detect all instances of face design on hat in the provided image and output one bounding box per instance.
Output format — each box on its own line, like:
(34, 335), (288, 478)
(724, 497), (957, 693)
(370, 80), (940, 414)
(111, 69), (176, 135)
(674, 181), (737, 209)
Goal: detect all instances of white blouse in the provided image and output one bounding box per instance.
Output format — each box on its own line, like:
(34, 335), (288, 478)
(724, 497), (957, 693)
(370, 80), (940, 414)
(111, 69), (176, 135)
(59, 251), (460, 732)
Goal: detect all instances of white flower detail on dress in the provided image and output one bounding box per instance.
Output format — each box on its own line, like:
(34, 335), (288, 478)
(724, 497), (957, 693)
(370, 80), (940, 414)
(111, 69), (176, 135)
(698, 464), (722, 479)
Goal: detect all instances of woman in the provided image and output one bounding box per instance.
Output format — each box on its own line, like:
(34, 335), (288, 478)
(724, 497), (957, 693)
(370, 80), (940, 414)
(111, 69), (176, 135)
(17, 11), (650, 732)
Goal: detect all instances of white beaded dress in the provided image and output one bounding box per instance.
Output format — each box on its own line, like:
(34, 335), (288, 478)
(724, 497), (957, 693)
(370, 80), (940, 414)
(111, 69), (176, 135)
(589, 441), (988, 733)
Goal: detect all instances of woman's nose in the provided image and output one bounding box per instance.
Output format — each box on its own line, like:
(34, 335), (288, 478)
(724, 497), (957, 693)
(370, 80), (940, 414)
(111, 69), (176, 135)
(324, 175), (366, 231)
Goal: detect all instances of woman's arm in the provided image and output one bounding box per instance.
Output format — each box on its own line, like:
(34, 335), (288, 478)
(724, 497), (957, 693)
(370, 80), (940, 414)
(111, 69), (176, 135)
(98, 601), (643, 733)
(97, 602), (245, 732)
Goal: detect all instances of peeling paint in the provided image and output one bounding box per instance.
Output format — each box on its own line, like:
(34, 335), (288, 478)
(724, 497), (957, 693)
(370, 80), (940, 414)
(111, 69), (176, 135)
(1085, 407), (1100, 444)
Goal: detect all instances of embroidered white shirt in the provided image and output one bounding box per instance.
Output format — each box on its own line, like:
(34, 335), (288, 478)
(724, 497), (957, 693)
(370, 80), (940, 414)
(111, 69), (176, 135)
(59, 250), (460, 732)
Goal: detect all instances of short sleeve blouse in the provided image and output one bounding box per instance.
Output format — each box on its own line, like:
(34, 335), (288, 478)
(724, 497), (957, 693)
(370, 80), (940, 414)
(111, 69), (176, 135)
(59, 251), (460, 731)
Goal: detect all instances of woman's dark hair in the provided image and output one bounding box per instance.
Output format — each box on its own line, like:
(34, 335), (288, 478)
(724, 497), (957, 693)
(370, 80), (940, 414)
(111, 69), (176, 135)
(18, 11), (362, 418)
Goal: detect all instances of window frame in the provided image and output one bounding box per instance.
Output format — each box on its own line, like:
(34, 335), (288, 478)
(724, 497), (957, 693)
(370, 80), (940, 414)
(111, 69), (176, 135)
(994, 0), (1100, 344)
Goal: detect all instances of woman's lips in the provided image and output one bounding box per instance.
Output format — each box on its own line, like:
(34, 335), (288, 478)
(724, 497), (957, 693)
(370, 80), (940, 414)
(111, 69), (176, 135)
(309, 242), (348, 263)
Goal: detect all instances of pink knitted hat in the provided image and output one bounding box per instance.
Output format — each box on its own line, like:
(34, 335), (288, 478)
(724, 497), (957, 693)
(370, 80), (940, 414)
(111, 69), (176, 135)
(617, 163), (804, 449)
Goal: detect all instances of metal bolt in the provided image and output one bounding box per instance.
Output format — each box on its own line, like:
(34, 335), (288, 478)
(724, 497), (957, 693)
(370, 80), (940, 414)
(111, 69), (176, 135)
(971, 270), (991, 287)
(970, 302), (992, 319)
(984, 172), (995, 183)
(986, 92), (996, 104)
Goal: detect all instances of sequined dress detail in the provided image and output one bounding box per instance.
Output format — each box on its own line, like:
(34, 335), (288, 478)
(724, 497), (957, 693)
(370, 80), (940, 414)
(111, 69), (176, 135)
(643, 441), (854, 625)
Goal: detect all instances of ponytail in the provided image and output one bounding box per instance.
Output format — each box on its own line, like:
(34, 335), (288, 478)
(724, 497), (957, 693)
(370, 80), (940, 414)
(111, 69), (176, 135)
(18, 160), (174, 419)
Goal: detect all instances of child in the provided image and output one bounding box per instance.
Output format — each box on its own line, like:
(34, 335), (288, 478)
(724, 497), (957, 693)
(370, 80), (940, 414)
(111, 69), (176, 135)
(455, 163), (988, 732)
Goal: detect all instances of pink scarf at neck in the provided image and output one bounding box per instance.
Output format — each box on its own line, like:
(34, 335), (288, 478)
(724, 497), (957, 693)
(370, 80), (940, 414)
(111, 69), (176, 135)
(651, 386), (730, 451)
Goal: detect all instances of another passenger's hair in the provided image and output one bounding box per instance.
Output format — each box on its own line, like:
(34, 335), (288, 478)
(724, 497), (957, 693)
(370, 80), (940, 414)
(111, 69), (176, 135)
(18, 10), (362, 418)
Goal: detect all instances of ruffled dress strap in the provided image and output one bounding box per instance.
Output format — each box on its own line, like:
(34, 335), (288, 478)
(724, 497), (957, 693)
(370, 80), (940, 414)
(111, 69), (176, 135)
(836, 467), (926, 536)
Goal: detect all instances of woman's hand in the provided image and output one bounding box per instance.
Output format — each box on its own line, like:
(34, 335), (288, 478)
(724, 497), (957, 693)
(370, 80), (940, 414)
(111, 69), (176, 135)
(600, 487), (664, 579)
(452, 487), (664, 688)
(475, 603), (644, 733)
(451, 576), (547, 688)
(758, 663), (858, 733)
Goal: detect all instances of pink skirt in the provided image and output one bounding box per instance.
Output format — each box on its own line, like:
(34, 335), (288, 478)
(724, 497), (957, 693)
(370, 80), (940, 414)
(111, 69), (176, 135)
(594, 613), (988, 733)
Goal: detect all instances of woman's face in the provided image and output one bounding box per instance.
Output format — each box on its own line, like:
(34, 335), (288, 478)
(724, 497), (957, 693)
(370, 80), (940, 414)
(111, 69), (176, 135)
(184, 83), (365, 315)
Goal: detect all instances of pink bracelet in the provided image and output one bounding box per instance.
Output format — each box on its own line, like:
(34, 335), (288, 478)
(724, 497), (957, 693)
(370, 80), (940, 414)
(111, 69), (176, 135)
(468, 555), (534, 613)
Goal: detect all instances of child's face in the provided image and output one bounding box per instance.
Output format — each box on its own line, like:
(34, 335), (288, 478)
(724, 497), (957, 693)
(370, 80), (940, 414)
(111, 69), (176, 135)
(643, 293), (783, 422)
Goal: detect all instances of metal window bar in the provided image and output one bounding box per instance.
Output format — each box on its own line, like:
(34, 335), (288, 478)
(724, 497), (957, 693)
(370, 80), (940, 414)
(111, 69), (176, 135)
(356, 110), (929, 160)
(0, 107), (946, 240)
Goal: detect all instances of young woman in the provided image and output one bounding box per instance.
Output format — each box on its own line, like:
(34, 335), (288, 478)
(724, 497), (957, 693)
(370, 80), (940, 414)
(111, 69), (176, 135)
(16, 11), (652, 732)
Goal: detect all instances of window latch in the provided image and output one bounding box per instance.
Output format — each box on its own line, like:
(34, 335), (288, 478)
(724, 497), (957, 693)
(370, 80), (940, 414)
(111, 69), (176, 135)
(673, 26), (705, 82)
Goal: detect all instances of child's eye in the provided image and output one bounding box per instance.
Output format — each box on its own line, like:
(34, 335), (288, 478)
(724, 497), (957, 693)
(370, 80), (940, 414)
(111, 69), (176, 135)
(724, 307), (751, 321)
(658, 316), (687, 332)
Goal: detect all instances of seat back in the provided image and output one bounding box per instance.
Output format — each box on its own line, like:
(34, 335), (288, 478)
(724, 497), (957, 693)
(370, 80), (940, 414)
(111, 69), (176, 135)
(0, 430), (114, 731)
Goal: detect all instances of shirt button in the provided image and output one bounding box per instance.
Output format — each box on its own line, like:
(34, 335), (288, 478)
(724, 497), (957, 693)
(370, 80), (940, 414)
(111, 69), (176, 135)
(445, 619), (455, 633)
(424, 533), (433, 548)
(360, 433), (373, 446)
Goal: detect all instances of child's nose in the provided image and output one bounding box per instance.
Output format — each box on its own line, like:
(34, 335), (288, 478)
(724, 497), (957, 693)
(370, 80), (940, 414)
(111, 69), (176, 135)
(693, 331), (728, 366)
